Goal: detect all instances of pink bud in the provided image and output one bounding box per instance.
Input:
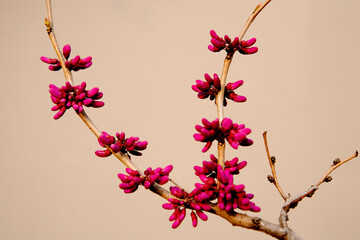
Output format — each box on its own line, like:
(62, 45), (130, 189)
(82, 98), (93, 106)
(193, 133), (205, 142)
(172, 219), (181, 229)
(110, 143), (120, 152)
(208, 45), (219, 52)
(221, 118), (233, 132)
(162, 203), (175, 210)
(118, 173), (131, 182)
(87, 87), (99, 98)
(196, 210), (208, 221)
(240, 38), (256, 47)
(157, 176), (168, 185)
(224, 35), (231, 43)
(210, 30), (220, 40)
(71, 55), (80, 65)
(250, 206), (261, 212)
(53, 110), (65, 120)
(213, 73), (221, 89)
(41, 56), (59, 64)
(191, 85), (201, 92)
(239, 46), (258, 55)
(199, 203), (211, 211)
(49, 88), (62, 99)
(231, 37), (239, 47)
(237, 161), (247, 170)
(225, 203), (233, 212)
(63, 44), (71, 59)
(91, 101), (105, 108)
(161, 165), (173, 175)
(202, 141), (212, 153)
(179, 209), (186, 221)
(80, 56), (92, 64)
(191, 211), (198, 227)
(234, 184), (245, 192)
(211, 38), (223, 48)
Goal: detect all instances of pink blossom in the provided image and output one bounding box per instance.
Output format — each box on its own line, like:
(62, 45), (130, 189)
(208, 30), (258, 55)
(118, 165), (173, 193)
(192, 73), (247, 106)
(41, 44), (92, 71)
(95, 131), (148, 157)
(49, 81), (104, 119)
(193, 118), (253, 152)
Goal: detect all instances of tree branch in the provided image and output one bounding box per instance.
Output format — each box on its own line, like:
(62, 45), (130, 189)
(263, 131), (287, 200)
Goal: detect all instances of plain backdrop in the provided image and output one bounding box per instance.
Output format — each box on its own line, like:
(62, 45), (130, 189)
(1, 0), (360, 239)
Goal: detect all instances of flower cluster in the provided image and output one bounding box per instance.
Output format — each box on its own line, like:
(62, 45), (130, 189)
(192, 73), (247, 106)
(162, 155), (260, 229)
(208, 30), (258, 55)
(162, 186), (210, 228)
(118, 166), (173, 193)
(217, 165), (260, 212)
(194, 154), (247, 177)
(193, 118), (253, 152)
(95, 131), (148, 157)
(49, 81), (104, 119)
(41, 44), (92, 71)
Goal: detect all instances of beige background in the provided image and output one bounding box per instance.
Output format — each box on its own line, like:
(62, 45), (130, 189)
(1, 0), (360, 239)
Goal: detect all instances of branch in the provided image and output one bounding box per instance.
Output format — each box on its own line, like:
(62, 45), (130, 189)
(44, 0), (172, 201)
(263, 131), (287, 200)
(279, 151), (358, 227)
(215, 0), (272, 168)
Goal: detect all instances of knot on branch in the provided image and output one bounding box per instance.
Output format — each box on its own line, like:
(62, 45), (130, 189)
(332, 158), (341, 165)
(267, 175), (275, 183)
(270, 156), (276, 164)
(252, 217), (261, 230)
(324, 176), (332, 182)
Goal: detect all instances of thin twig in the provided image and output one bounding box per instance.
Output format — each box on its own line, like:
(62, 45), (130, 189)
(279, 151), (358, 227)
(315, 151), (358, 186)
(45, 0), (73, 85)
(263, 131), (287, 200)
(215, 0), (272, 168)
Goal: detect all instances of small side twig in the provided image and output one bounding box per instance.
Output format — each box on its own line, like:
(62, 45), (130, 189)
(263, 131), (287, 200)
(279, 151), (358, 227)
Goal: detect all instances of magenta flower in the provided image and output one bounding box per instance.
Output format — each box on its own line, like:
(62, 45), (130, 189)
(192, 73), (247, 106)
(143, 165), (173, 189)
(208, 30), (258, 55)
(95, 131), (148, 157)
(193, 118), (253, 152)
(118, 165), (173, 193)
(217, 165), (261, 212)
(41, 44), (92, 71)
(194, 154), (247, 177)
(162, 186), (210, 228)
(49, 81), (104, 119)
(118, 168), (142, 193)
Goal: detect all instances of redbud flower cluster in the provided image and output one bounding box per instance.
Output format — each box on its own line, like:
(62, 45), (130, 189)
(41, 44), (92, 71)
(162, 155), (260, 228)
(193, 118), (253, 152)
(208, 30), (258, 55)
(95, 131), (148, 157)
(192, 73), (247, 106)
(49, 81), (104, 119)
(118, 166), (173, 193)
(162, 186), (211, 228)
